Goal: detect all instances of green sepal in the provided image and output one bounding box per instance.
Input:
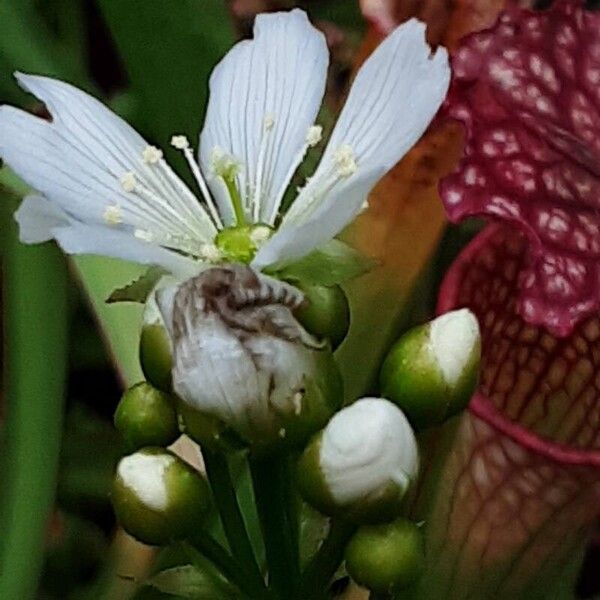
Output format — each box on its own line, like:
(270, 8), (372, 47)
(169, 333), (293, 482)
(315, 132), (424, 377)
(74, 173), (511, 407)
(106, 267), (166, 304)
(265, 239), (377, 287)
(147, 565), (241, 600)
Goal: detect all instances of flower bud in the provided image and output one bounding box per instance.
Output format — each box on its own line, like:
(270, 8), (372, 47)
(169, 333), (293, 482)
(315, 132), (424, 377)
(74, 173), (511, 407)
(344, 518), (424, 594)
(297, 398), (418, 523)
(294, 282), (350, 349)
(114, 382), (179, 452)
(112, 448), (211, 545)
(380, 308), (481, 428)
(140, 281), (175, 392)
(156, 266), (343, 452)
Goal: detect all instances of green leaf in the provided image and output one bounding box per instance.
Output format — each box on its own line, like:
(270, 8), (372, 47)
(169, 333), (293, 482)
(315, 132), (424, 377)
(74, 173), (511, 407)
(266, 239), (378, 287)
(96, 0), (234, 149)
(0, 194), (68, 600)
(147, 565), (240, 600)
(106, 267), (166, 304)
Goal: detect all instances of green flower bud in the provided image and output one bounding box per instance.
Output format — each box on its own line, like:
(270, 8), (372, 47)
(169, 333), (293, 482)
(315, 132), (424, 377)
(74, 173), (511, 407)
(294, 281), (350, 349)
(112, 448), (211, 546)
(344, 518), (424, 594)
(114, 382), (179, 452)
(297, 398), (418, 523)
(215, 224), (272, 264)
(140, 283), (175, 392)
(380, 308), (481, 429)
(156, 266), (344, 453)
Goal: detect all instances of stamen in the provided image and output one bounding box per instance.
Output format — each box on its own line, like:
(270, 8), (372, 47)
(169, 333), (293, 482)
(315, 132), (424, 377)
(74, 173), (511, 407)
(263, 114), (275, 131)
(103, 204), (123, 226)
(170, 135), (189, 150)
(171, 135), (223, 229)
(334, 144), (358, 178)
(250, 225), (271, 246)
(134, 229), (154, 242)
(200, 243), (222, 262)
(306, 125), (323, 147)
(142, 145), (163, 164)
(120, 171), (137, 192)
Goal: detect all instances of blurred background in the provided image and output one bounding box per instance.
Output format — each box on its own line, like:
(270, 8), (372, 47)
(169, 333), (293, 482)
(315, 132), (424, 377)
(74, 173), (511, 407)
(0, 1), (597, 599)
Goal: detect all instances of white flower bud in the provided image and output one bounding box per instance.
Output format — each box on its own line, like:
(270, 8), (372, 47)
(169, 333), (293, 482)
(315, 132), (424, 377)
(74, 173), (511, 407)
(380, 309), (481, 428)
(157, 265), (343, 451)
(112, 448), (211, 545)
(297, 398), (419, 523)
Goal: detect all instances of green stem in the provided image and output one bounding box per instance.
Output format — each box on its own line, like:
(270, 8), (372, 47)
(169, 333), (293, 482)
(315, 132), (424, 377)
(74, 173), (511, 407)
(187, 533), (254, 599)
(0, 235), (68, 599)
(300, 520), (356, 599)
(201, 448), (267, 597)
(250, 454), (300, 598)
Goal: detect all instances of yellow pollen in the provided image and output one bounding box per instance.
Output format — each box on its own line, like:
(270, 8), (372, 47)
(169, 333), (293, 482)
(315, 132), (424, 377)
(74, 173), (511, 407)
(103, 204), (123, 225)
(334, 144), (357, 177)
(263, 114), (275, 131)
(120, 171), (137, 192)
(171, 135), (190, 150)
(142, 145), (163, 164)
(306, 125), (323, 147)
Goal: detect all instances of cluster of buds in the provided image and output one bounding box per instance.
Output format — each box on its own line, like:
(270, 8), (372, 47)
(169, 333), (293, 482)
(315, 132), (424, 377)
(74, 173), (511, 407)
(111, 263), (481, 596)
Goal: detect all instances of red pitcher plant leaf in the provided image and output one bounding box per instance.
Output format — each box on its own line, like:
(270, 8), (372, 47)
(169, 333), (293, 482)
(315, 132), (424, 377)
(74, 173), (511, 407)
(440, 0), (600, 336)
(410, 224), (600, 598)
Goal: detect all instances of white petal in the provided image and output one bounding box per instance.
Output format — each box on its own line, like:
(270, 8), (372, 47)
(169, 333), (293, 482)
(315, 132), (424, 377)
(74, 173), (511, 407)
(320, 397), (419, 505)
(53, 223), (201, 279)
(14, 195), (71, 243)
(0, 74), (216, 256)
(284, 18), (450, 226)
(199, 9), (328, 226)
(252, 168), (384, 268)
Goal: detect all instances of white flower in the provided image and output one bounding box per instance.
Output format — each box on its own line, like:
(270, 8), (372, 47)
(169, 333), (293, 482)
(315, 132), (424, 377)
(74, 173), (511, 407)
(319, 398), (418, 505)
(155, 264), (343, 448)
(0, 11), (449, 275)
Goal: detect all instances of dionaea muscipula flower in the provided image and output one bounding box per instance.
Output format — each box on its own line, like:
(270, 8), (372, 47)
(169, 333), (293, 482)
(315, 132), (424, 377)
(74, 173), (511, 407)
(156, 264), (343, 451)
(297, 398), (419, 523)
(380, 308), (481, 428)
(0, 10), (449, 277)
(112, 447), (211, 546)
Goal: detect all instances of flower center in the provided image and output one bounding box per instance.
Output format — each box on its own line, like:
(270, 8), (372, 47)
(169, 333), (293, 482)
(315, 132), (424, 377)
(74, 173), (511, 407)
(215, 224), (273, 264)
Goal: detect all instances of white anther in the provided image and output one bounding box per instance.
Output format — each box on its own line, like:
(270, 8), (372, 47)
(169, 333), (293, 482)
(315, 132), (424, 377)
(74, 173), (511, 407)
(334, 144), (357, 177)
(120, 171), (137, 192)
(134, 229), (154, 242)
(103, 204), (123, 225)
(250, 226), (271, 246)
(210, 146), (240, 179)
(200, 243), (222, 262)
(306, 125), (323, 147)
(142, 145), (163, 164)
(171, 135), (190, 150)
(263, 114), (275, 131)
